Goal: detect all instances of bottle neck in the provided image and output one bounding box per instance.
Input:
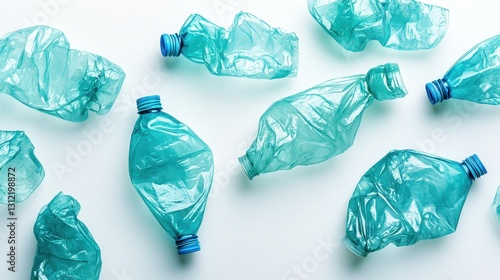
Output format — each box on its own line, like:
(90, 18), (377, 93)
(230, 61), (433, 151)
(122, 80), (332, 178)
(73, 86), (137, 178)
(160, 33), (182, 57)
(365, 63), (408, 101)
(461, 154), (487, 181)
(136, 95), (163, 114)
(426, 79), (451, 104)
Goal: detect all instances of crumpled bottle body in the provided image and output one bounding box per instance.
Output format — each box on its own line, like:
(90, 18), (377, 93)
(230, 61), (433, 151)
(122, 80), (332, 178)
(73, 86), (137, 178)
(426, 34), (500, 105)
(492, 186), (500, 224)
(166, 12), (298, 79)
(129, 108), (214, 252)
(308, 0), (448, 52)
(0, 131), (44, 204)
(31, 192), (101, 280)
(343, 150), (485, 257)
(239, 63), (407, 179)
(0, 25), (126, 122)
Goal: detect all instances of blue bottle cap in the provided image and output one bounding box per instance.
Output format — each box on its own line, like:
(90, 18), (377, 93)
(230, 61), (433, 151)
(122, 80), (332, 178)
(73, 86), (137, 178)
(136, 95), (162, 114)
(425, 78), (451, 105)
(238, 154), (257, 180)
(176, 234), (200, 255)
(160, 33), (182, 57)
(462, 154), (487, 181)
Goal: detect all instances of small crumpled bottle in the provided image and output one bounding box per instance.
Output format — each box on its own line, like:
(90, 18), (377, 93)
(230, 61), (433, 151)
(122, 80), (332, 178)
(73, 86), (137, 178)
(0, 25), (126, 122)
(308, 0), (448, 52)
(239, 63), (407, 179)
(343, 150), (487, 257)
(0, 131), (44, 204)
(426, 34), (500, 105)
(31, 192), (101, 280)
(129, 95), (214, 255)
(491, 186), (500, 224)
(160, 12), (299, 79)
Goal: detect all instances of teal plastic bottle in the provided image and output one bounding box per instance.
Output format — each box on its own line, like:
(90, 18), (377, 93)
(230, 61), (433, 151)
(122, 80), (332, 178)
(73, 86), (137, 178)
(343, 150), (487, 257)
(0, 131), (44, 204)
(308, 0), (448, 52)
(129, 95), (214, 255)
(492, 186), (500, 224)
(0, 26), (126, 122)
(239, 63), (407, 179)
(32, 192), (101, 280)
(160, 12), (299, 79)
(426, 34), (500, 105)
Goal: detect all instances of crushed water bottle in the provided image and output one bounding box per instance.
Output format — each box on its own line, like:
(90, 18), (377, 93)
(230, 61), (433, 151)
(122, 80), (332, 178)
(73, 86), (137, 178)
(161, 12), (298, 79)
(239, 63), (407, 179)
(343, 150), (487, 257)
(129, 95), (214, 255)
(0, 25), (126, 122)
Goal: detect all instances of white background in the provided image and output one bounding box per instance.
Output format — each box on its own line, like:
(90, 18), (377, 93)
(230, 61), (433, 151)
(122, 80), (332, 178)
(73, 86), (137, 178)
(1, 0), (500, 279)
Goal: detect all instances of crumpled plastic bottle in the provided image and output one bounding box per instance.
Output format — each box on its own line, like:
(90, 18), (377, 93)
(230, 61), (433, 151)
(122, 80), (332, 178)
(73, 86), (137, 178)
(239, 63), (407, 179)
(129, 95), (214, 255)
(308, 0), (448, 52)
(31, 192), (101, 280)
(343, 150), (487, 257)
(160, 12), (299, 79)
(491, 186), (500, 224)
(0, 130), (44, 204)
(426, 34), (500, 105)
(0, 25), (126, 122)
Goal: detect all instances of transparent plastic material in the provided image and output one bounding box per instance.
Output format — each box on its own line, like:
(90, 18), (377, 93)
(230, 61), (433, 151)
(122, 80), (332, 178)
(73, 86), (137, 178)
(492, 186), (500, 224)
(426, 34), (500, 105)
(343, 150), (487, 257)
(308, 0), (448, 52)
(0, 131), (44, 204)
(129, 95), (214, 255)
(0, 25), (126, 122)
(239, 63), (407, 179)
(160, 12), (299, 79)
(31, 192), (101, 280)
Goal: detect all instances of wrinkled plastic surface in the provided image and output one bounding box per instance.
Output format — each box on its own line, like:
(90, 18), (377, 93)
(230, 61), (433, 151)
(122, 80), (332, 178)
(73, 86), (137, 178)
(492, 186), (500, 224)
(129, 106), (214, 248)
(308, 0), (448, 52)
(343, 150), (478, 257)
(429, 34), (500, 104)
(32, 192), (101, 280)
(0, 131), (44, 204)
(239, 63), (407, 179)
(178, 12), (298, 78)
(0, 25), (126, 122)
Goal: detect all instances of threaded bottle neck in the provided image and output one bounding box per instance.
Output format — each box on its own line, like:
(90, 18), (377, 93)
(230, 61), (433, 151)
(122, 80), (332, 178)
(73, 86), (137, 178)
(461, 154), (487, 181)
(426, 79), (451, 104)
(136, 95), (162, 114)
(176, 234), (200, 255)
(160, 33), (182, 57)
(239, 154), (258, 180)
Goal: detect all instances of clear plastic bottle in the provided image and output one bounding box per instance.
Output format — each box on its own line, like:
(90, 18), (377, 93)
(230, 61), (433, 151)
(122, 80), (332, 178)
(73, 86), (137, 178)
(161, 12), (298, 79)
(426, 34), (500, 105)
(129, 95), (214, 254)
(239, 63), (407, 179)
(343, 150), (487, 257)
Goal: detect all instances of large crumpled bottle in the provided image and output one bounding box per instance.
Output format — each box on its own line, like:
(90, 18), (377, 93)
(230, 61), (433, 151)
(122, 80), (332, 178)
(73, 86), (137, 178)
(129, 95), (214, 255)
(308, 0), (448, 52)
(492, 186), (500, 224)
(31, 192), (101, 280)
(0, 131), (44, 204)
(0, 25), (126, 122)
(343, 150), (487, 257)
(239, 63), (407, 179)
(160, 12), (298, 79)
(426, 34), (500, 105)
